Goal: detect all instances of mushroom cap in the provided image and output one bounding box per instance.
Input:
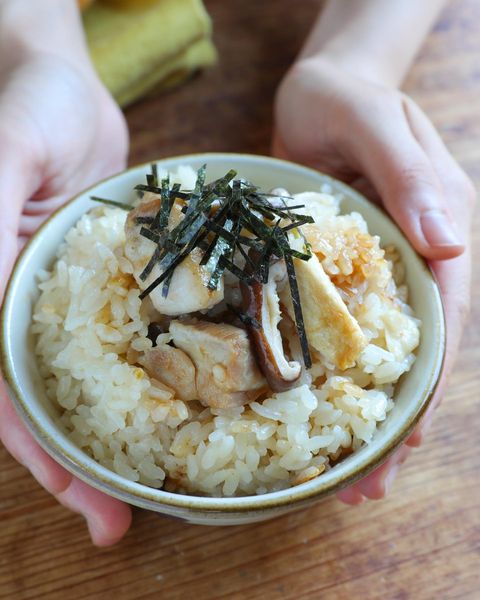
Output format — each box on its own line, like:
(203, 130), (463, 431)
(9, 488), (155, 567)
(241, 260), (302, 392)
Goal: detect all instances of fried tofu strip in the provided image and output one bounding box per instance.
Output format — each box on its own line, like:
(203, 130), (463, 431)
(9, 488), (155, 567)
(281, 254), (367, 370)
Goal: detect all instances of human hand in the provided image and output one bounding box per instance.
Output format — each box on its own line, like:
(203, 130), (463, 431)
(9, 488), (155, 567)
(273, 57), (475, 503)
(0, 18), (132, 543)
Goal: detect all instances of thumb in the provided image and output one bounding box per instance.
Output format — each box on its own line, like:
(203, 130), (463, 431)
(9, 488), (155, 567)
(0, 144), (40, 301)
(346, 100), (464, 261)
(0, 181), (20, 301)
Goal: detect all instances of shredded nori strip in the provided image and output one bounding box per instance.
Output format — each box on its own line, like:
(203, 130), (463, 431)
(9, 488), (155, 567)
(135, 183), (163, 195)
(274, 228), (312, 368)
(282, 217), (315, 233)
(136, 216), (154, 225)
(90, 196), (133, 211)
(150, 175), (171, 232)
(183, 164), (207, 219)
(139, 227), (160, 244)
(275, 203), (305, 210)
(135, 184), (191, 203)
(151, 163), (158, 187)
(205, 169), (237, 195)
(258, 222), (281, 284)
(217, 255), (254, 283)
(205, 218), (234, 290)
(103, 164), (315, 367)
(140, 246), (161, 281)
(227, 303), (261, 330)
(145, 163), (159, 189)
(139, 242), (194, 300)
(161, 269), (175, 298)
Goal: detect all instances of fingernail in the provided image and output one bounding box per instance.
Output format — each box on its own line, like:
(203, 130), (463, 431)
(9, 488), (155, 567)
(420, 210), (463, 248)
(86, 516), (119, 547)
(383, 465), (400, 495)
(86, 516), (106, 545)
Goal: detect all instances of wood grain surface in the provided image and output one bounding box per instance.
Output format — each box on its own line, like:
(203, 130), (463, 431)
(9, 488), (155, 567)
(1, 1), (479, 598)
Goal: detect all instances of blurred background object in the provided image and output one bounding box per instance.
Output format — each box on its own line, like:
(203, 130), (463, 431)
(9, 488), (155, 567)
(79, 0), (217, 107)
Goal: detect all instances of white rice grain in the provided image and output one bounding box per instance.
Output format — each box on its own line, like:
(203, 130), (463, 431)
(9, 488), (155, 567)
(31, 171), (420, 497)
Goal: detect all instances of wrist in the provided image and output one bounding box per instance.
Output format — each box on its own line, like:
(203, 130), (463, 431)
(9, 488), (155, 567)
(0, 0), (94, 75)
(299, 0), (449, 90)
(302, 46), (401, 89)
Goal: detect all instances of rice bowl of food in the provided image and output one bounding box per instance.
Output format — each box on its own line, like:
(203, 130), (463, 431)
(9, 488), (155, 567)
(0, 154), (445, 524)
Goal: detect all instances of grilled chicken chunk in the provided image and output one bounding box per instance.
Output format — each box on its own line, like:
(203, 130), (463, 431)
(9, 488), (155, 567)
(280, 253), (367, 369)
(169, 319), (266, 409)
(142, 344), (198, 401)
(124, 196), (224, 316)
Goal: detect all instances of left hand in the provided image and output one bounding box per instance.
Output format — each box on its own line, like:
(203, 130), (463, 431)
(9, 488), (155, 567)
(272, 56), (475, 503)
(0, 48), (131, 544)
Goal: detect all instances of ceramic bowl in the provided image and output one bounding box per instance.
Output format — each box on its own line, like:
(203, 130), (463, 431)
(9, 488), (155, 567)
(0, 153), (445, 525)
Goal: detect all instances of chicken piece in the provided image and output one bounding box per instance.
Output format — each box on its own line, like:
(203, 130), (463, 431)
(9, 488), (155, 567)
(142, 344), (198, 401)
(169, 319), (266, 409)
(280, 254), (367, 370)
(124, 196), (224, 316)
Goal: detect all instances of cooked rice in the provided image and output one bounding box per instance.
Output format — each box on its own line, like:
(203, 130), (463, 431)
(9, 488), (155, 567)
(31, 169), (420, 496)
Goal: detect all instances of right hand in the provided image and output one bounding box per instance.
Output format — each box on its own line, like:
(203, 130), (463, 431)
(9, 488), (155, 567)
(0, 44), (133, 545)
(273, 56), (475, 504)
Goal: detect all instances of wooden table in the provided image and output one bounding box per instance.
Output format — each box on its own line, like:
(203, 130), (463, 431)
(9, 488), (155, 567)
(1, 1), (479, 598)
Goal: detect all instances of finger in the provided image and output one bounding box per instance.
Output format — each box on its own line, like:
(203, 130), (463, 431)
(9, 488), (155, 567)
(403, 97), (477, 222)
(354, 445), (411, 500)
(0, 215), (18, 298)
(407, 247), (471, 448)
(0, 378), (72, 494)
(22, 194), (68, 216)
(1, 332), (131, 550)
(0, 134), (41, 300)
(20, 191), (74, 235)
(1, 379), (132, 546)
(403, 97), (476, 232)
(345, 96), (465, 260)
(403, 105), (474, 449)
(337, 445), (411, 505)
(0, 162), (23, 298)
(19, 213), (52, 236)
(336, 487), (365, 505)
(407, 406), (436, 449)
(56, 477), (132, 547)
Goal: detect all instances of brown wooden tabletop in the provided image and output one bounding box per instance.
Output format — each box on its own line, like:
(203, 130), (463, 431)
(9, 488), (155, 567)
(1, 1), (479, 598)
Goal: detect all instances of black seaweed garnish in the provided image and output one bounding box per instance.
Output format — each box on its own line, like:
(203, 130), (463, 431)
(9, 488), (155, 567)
(227, 303), (261, 330)
(144, 163), (158, 188)
(275, 230), (312, 369)
(97, 166), (315, 367)
(150, 175), (171, 232)
(90, 196), (133, 211)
